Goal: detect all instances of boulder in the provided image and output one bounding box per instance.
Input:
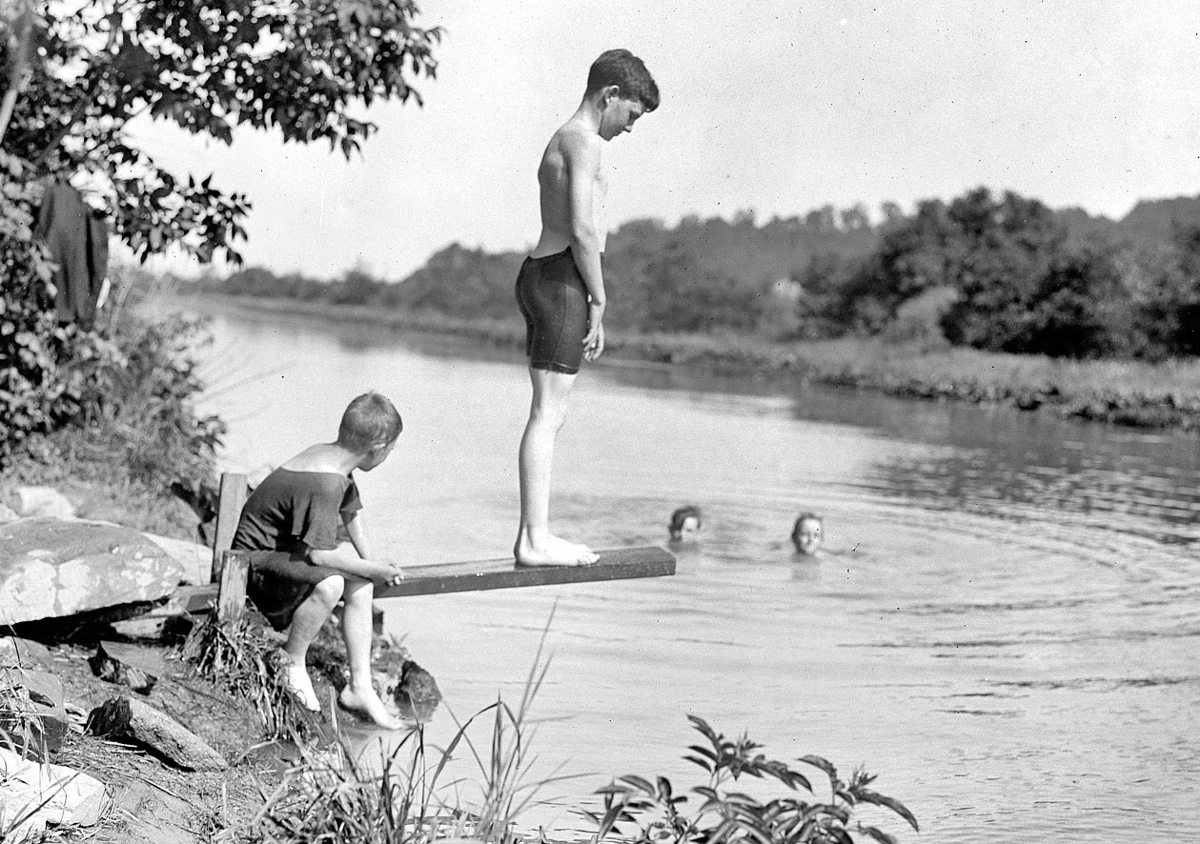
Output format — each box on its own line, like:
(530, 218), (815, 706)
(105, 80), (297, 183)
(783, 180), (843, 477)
(0, 747), (106, 840)
(87, 696), (227, 772)
(10, 486), (76, 519)
(143, 532), (212, 586)
(0, 518), (184, 626)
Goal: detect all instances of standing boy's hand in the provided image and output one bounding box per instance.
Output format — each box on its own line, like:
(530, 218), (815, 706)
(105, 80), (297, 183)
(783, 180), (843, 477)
(583, 300), (606, 361)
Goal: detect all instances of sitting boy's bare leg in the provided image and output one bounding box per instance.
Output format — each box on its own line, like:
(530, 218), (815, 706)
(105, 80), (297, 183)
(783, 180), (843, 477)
(515, 367), (599, 566)
(337, 577), (403, 729)
(281, 575), (345, 711)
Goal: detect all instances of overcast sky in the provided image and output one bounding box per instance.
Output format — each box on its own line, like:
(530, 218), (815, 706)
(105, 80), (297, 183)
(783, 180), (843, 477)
(132, 0), (1200, 280)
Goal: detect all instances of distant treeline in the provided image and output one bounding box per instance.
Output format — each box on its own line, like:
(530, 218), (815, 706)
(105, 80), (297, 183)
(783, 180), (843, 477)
(195, 187), (1200, 360)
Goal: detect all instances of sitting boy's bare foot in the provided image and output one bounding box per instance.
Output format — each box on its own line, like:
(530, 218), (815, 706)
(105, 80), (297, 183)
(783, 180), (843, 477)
(280, 653), (320, 711)
(338, 683), (403, 730)
(515, 534), (599, 567)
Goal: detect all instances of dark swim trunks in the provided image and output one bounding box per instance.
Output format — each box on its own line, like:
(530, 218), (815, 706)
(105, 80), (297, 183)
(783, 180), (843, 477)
(515, 247), (588, 375)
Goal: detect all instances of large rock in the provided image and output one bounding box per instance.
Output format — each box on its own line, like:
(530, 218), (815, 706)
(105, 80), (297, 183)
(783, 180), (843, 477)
(87, 696), (227, 772)
(0, 518), (185, 626)
(0, 746), (106, 840)
(143, 531), (212, 586)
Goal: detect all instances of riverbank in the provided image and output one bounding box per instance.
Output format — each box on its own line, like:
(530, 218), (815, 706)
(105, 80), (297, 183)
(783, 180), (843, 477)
(180, 292), (1200, 432)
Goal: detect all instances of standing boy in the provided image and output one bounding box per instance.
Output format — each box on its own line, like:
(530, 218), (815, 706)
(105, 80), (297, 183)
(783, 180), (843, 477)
(232, 391), (406, 729)
(514, 49), (659, 567)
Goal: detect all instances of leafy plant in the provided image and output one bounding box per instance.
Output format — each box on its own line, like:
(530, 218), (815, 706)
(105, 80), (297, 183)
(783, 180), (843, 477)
(586, 716), (918, 844)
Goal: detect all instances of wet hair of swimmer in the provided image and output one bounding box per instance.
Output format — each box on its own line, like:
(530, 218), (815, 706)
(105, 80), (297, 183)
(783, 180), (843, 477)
(792, 512), (824, 556)
(669, 505), (703, 541)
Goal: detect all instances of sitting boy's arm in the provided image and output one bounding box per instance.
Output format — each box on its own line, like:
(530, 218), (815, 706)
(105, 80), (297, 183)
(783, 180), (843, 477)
(343, 510), (372, 559)
(307, 543), (403, 585)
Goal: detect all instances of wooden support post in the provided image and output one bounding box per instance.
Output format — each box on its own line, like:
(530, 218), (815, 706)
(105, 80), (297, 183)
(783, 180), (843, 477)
(217, 550), (249, 625)
(210, 472), (247, 583)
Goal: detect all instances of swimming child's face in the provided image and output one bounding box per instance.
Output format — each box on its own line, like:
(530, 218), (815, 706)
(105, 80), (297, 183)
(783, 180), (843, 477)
(794, 518), (823, 556)
(671, 515), (701, 542)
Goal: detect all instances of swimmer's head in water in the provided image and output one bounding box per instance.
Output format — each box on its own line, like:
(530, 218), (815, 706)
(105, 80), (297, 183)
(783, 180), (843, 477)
(669, 505), (702, 542)
(792, 513), (823, 556)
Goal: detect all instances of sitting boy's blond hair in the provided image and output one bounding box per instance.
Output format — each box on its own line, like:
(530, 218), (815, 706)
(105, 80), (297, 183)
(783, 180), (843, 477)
(338, 392), (402, 452)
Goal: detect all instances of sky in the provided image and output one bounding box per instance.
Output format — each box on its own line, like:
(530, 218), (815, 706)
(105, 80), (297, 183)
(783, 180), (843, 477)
(131, 0), (1200, 280)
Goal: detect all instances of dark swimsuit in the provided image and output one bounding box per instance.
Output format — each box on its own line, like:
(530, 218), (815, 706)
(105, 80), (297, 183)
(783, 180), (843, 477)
(515, 247), (589, 375)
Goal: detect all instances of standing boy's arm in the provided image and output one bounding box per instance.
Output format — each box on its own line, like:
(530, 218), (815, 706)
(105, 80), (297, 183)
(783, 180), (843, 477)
(564, 132), (607, 358)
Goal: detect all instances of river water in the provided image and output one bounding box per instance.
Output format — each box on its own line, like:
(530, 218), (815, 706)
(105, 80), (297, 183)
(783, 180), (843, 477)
(192, 306), (1200, 844)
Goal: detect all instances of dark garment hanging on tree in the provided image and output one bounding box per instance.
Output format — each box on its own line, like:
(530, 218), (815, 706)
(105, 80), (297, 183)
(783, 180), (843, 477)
(33, 182), (109, 327)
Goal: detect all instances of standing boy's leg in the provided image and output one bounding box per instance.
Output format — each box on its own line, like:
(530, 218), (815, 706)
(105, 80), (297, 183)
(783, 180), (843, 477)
(515, 366), (599, 566)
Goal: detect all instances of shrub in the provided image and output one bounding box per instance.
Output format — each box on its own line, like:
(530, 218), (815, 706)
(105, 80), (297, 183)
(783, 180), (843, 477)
(587, 716), (918, 844)
(0, 152), (71, 464)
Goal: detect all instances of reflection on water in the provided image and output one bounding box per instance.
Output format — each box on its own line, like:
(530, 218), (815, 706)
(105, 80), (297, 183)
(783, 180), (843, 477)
(191, 305), (1200, 844)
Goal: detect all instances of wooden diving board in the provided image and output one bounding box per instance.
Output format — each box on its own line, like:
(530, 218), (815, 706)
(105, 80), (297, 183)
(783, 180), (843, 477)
(376, 545), (675, 598)
(180, 545), (675, 614)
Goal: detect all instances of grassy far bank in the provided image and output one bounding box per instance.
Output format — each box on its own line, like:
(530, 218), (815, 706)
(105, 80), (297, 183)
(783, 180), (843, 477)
(182, 291), (1200, 432)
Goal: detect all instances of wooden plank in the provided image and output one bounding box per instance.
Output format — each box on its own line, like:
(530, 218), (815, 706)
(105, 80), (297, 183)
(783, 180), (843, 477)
(210, 472), (247, 583)
(376, 545), (676, 598)
(178, 545), (675, 613)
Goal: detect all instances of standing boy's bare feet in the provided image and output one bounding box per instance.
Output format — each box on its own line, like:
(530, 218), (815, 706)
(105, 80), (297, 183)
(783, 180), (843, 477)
(515, 533), (600, 566)
(338, 682), (404, 730)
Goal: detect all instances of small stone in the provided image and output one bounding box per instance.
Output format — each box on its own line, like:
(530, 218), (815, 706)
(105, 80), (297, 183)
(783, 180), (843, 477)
(11, 486), (76, 519)
(1, 668), (69, 759)
(87, 696), (227, 772)
(392, 659), (442, 722)
(0, 747), (106, 839)
(88, 641), (161, 694)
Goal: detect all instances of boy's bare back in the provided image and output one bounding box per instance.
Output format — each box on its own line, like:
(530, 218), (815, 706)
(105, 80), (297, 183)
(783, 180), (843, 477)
(532, 118), (607, 259)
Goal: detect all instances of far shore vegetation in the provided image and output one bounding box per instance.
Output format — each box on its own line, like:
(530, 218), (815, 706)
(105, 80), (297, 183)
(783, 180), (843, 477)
(178, 185), (1200, 432)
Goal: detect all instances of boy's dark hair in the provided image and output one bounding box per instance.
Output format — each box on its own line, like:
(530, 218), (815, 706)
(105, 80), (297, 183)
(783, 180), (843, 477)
(586, 49), (660, 111)
(791, 512), (822, 544)
(338, 392), (402, 452)
(669, 504), (702, 538)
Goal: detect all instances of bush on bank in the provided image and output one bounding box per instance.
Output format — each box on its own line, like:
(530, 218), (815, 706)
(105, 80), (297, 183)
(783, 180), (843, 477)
(1, 155), (223, 521)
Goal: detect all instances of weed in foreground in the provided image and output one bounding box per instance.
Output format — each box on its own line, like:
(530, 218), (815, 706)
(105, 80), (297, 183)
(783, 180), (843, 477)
(586, 715), (919, 844)
(180, 614), (324, 742)
(244, 611), (575, 844)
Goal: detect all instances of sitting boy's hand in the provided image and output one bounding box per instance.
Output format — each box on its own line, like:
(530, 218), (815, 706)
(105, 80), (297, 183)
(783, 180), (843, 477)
(376, 561), (405, 586)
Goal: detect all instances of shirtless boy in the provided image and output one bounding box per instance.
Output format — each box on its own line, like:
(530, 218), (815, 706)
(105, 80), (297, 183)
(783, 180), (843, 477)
(514, 49), (659, 567)
(232, 392), (407, 728)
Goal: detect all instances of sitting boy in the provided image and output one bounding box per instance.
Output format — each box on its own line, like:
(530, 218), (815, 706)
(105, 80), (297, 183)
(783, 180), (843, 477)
(232, 391), (406, 729)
